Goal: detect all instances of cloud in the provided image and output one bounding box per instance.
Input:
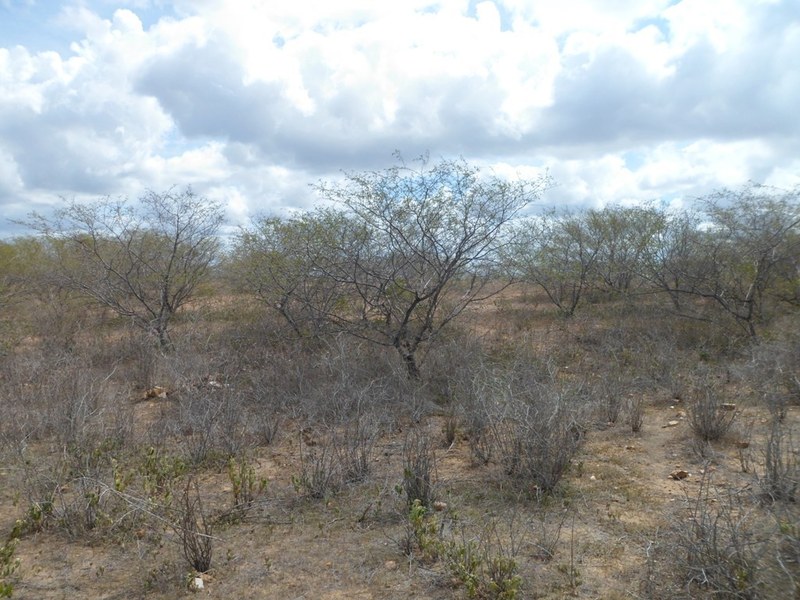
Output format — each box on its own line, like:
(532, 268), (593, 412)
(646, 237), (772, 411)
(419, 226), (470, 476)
(0, 0), (797, 238)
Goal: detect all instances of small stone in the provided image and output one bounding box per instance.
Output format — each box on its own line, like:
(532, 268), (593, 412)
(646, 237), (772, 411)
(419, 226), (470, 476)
(669, 470), (689, 480)
(189, 576), (204, 592)
(675, 411), (686, 418)
(720, 403), (736, 411)
(385, 560), (398, 571)
(433, 501), (448, 512)
(143, 386), (168, 400)
(625, 445), (636, 450)
(589, 475), (597, 481)
(663, 420), (680, 428)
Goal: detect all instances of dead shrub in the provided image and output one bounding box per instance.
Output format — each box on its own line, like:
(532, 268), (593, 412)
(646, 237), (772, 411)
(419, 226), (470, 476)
(671, 472), (765, 599)
(459, 375), (496, 465)
(747, 340), (800, 422)
(766, 503), (800, 595)
(122, 327), (162, 392)
(176, 477), (213, 573)
(305, 335), (409, 422)
(759, 419), (799, 503)
(292, 416), (379, 499)
(336, 414), (379, 484)
(174, 386), (250, 466)
(493, 380), (587, 496)
(294, 429), (342, 499)
(402, 428), (437, 508)
(629, 394), (645, 433)
(598, 373), (625, 424)
(244, 367), (286, 445)
(687, 379), (737, 442)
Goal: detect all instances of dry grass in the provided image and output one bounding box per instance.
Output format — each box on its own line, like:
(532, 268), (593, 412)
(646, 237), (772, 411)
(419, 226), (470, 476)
(1, 288), (799, 599)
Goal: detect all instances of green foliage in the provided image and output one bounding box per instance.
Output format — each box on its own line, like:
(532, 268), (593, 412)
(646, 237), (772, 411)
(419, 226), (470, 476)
(512, 204), (667, 316)
(0, 538), (20, 598)
(227, 456), (267, 511)
(407, 499), (441, 561)
(10, 500), (54, 539)
(139, 447), (187, 503)
(403, 501), (522, 599)
(230, 210), (353, 338)
(444, 537), (481, 595)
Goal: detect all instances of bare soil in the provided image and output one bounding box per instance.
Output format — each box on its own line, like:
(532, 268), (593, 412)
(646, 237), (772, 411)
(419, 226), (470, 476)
(2, 395), (789, 599)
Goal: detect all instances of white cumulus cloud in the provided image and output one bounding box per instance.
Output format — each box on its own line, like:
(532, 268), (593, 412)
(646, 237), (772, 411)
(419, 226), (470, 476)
(0, 0), (797, 236)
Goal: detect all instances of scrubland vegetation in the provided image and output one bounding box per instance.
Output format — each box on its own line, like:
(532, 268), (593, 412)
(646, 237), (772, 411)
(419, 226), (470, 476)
(0, 158), (799, 598)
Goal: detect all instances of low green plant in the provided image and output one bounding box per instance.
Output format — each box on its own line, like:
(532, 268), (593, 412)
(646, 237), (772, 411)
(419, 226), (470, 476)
(139, 446), (186, 502)
(228, 456), (267, 511)
(0, 538), (20, 598)
(10, 499), (53, 538)
(442, 530), (522, 599)
(402, 499), (441, 561)
(483, 555), (522, 599)
(402, 501), (523, 599)
(444, 536), (481, 596)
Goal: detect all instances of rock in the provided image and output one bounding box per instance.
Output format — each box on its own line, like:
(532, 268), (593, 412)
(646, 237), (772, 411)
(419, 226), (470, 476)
(663, 420), (680, 428)
(669, 470), (689, 480)
(385, 560), (398, 571)
(143, 386), (168, 400)
(188, 576), (204, 591)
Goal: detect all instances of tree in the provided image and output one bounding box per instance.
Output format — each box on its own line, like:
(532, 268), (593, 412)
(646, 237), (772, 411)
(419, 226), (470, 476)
(645, 184), (800, 338)
(0, 236), (84, 351)
(694, 184), (800, 338)
(237, 156), (548, 378)
(230, 210), (351, 339)
(0, 241), (19, 311)
(638, 208), (702, 312)
(318, 156), (548, 377)
(512, 209), (601, 317)
(24, 188), (224, 348)
(586, 205), (666, 299)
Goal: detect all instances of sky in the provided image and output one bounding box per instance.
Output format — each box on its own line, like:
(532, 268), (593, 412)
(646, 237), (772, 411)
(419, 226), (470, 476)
(1, 0), (798, 237)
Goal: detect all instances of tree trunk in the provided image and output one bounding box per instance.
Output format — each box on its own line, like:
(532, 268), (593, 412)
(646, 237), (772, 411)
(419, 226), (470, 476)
(154, 318), (173, 351)
(395, 342), (421, 379)
(402, 351), (420, 379)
